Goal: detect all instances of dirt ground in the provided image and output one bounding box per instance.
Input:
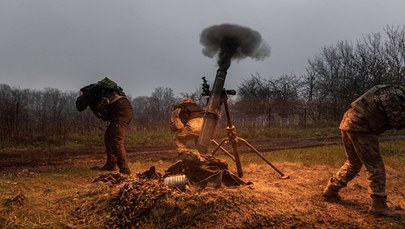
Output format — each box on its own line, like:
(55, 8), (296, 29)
(1, 135), (405, 228)
(216, 163), (405, 228)
(86, 161), (405, 228)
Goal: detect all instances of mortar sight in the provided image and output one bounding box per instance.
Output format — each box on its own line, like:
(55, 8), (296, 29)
(201, 77), (210, 96)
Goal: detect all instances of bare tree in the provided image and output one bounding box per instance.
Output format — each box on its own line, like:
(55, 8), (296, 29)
(383, 25), (405, 85)
(132, 96), (151, 129)
(148, 87), (176, 125)
(234, 73), (303, 127)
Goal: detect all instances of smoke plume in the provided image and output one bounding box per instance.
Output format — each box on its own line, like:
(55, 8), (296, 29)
(200, 23), (270, 70)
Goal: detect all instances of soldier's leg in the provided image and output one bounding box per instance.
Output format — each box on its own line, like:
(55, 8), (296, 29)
(334, 131), (364, 185)
(175, 124), (198, 154)
(350, 132), (400, 216)
(349, 132), (385, 197)
(108, 121), (131, 175)
(323, 131), (363, 200)
(101, 127), (118, 170)
(175, 125), (205, 163)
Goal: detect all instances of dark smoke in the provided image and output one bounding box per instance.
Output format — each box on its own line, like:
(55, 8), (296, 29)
(200, 23), (270, 69)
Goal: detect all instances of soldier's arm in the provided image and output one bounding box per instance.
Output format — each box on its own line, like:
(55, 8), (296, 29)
(170, 108), (185, 131)
(76, 94), (90, 111)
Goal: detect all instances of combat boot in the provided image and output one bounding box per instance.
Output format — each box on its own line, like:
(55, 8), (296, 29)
(322, 178), (341, 201)
(369, 196), (401, 217)
(119, 168), (131, 175)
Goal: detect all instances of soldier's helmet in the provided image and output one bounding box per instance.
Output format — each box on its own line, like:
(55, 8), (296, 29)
(97, 77), (120, 92)
(180, 98), (194, 104)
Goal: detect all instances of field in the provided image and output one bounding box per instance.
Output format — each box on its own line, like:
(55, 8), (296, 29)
(1, 130), (405, 228)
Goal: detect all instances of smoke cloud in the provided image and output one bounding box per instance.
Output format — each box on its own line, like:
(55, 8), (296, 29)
(200, 24), (270, 69)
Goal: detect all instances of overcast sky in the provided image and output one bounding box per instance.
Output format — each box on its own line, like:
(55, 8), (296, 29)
(1, 0), (405, 97)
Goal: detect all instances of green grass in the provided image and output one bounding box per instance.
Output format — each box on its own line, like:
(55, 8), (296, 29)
(0, 167), (106, 228)
(2, 126), (405, 152)
(235, 126), (341, 140)
(380, 140), (405, 170)
(239, 139), (405, 169)
(234, 144), (345, 168)
(0, 128), (174, 152)
(126, 129), (174, 146)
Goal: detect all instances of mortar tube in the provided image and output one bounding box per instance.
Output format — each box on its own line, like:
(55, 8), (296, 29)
(197, 68), (227, 154)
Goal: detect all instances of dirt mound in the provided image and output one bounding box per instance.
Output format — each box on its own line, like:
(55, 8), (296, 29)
(92, 163), (405, 228)
(94, 165), (251, 228)
(102, 177), (255, 228)
(106, 179), (172, 228)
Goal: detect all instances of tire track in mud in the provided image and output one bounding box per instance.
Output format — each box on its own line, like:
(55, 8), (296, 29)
(1, 135), (404, 170)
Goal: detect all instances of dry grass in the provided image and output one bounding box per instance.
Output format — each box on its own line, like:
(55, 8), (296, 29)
(0, 167), (113, 228)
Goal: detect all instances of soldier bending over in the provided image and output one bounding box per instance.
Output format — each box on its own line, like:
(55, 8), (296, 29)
(76, 77), (133, 175)
(323, 85), (405, 217)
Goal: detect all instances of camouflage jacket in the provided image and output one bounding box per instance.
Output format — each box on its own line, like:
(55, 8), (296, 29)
(339, 85), (405, 134)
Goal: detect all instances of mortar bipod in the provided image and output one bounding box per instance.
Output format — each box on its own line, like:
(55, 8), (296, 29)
(210, 90), (289, 179)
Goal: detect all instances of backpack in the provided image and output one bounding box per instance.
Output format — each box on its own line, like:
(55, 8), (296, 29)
(97, 77), (124, 95)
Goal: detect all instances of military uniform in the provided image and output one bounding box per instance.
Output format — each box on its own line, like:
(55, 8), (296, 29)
(323, 85), (405, 216)
(76, 78), (133, 175)
(170, 98), (204, 154)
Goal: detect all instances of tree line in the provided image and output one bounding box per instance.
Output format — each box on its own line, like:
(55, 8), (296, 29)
(234, 25), (405, 127)
(1, 25), (404, 144)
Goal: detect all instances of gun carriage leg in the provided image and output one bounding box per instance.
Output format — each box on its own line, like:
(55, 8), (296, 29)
(209, 93), (289, 179)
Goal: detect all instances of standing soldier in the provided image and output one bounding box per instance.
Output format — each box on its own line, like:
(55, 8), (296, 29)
(170, 98), (204, 155)
(323, 85), (405, 217)
(76, 77), (133, 175)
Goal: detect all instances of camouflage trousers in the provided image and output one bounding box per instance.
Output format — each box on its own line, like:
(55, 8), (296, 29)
(104, 120), (131, 174)
(330, 130), (386, 197)
(174, 117), (203, 154)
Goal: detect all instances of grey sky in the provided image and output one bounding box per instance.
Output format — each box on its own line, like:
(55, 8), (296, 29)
(1, 0), (405, 97)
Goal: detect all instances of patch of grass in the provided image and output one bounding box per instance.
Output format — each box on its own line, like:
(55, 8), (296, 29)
(240, 145), (346, 167)
(0, 125), (405, 152)
(0, 168), (98, 228)
(0, 164), (147, 228)
(0, 126), (343, 152)
(126, 129), (174, 146)
(235, 126), (341, 140)
(380, 140), (405, 170)
(239, 139), (405, 169)
(2, 126), (404, 152)
(0, 132), (104, 152)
